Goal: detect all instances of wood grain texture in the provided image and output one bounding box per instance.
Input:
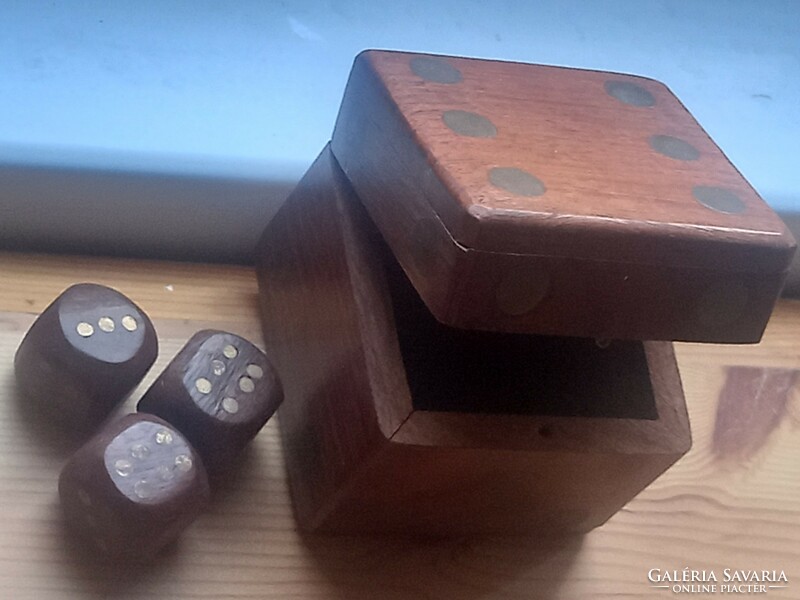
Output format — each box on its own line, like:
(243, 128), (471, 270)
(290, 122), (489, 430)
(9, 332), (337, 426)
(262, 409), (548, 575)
(15, 283), (158, 432)
(255, 147), (414, 530)
(712, 366), (798, 462)
(58, 413), (210, 560)
(256, 146), (690, 535)
(0, 250), (260, 323)
(137, 329), (283, 477)
(0, 252), (798, 599)
(331, 50), (795, 342)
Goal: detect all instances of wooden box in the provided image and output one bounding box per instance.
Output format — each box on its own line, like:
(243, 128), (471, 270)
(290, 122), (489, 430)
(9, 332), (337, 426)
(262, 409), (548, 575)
(331, 51), (795, 343)
(256, 146), (691, 535)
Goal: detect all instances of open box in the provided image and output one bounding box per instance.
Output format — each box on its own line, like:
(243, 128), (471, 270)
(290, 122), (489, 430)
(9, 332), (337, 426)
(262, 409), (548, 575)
(255, 50), (794, 534)
(256, 147), (690, 534)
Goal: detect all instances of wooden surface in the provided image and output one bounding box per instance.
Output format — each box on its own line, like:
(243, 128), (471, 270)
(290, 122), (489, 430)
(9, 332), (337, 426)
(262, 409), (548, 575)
(137, 329), (283, 476)
(331, 50), (794, 342)
(336, 50), (793, 263)
(256, 147), (689, 535)
(256, 147), (405, 531)
(0, 250), (799, 598)
(58, 413), (211, 560)
(14, 283), (158, 432)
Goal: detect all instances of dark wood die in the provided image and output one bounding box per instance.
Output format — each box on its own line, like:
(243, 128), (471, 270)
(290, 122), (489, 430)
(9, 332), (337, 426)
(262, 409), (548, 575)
(137, 330), (282, 476)
(58, 413), (210, 560)
(14, 283), (158, 431)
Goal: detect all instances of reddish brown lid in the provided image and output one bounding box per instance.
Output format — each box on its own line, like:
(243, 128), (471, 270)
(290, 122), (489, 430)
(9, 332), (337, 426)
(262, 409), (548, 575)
(331, 50), (795, 342)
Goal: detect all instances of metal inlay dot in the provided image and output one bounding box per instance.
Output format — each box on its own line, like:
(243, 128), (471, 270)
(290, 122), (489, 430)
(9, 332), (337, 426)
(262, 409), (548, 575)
(133, 480), (152, 499)
(195, 377), (212, 394)
(76, 322), (94, 337)
(222, 397), (239, 414)
(410, 56), (462, 84)
(223, 344), (238, 359)
(155, 429), (173, 445)
(98, 317), (115, 332)
(649, 135), (700, 161)
(693, 186), (746, 214)
(246, 364), (264, 379)
(496, 265), (551, 316)
(442, 110), (497, 138)
(130, 444), (150, 460)
(156, 464), (174, 481)
(174, 454), (193, 472)
(114, 459), (133, 477)
(489, 167), (546, 197)
(211, 360), (226, 376)
(239, 377), (255, 393)
(604, 80), (655, 107)
(121, 315), (138, 331)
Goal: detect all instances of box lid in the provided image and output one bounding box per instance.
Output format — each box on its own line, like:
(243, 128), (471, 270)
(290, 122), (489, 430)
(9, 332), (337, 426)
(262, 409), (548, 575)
(331, 50), (795, 342)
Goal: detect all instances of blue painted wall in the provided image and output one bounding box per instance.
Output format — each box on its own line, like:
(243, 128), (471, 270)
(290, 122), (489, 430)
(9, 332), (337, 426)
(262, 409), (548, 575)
(1, 0), (798, 259)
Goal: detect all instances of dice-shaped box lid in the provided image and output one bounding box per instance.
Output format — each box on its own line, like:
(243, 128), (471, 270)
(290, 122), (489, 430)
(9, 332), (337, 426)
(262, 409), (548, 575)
(330, 50), (795, 343)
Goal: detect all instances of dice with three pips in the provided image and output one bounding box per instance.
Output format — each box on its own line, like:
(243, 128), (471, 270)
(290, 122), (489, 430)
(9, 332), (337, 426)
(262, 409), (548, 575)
(14, 283), (157, 431)
(15, 284), (282, 559)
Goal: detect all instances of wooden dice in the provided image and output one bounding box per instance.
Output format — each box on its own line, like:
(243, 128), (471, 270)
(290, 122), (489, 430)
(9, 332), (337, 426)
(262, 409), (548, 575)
(331, 51), (795, 342)
(58, 413), (210, 559)
(15, 284), (279, 557)
(257, 147), (690, 534)
(137, 330), (282, 475)
(15, 283), (157, 430)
